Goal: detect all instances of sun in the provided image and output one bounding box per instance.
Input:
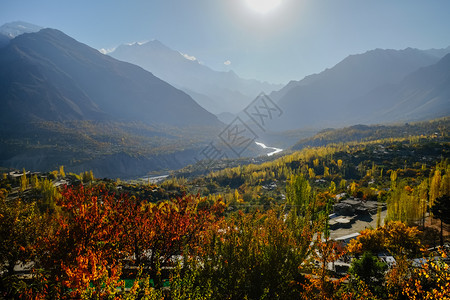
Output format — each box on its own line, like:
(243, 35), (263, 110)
(245, 0), (282, 14)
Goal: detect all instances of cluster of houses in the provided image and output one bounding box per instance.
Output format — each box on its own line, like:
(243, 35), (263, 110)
(328, 196), (389, 274)
(329, 197), (385, 230)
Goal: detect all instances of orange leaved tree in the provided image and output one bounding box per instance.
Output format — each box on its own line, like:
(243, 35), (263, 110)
(36, 184), (127, 298)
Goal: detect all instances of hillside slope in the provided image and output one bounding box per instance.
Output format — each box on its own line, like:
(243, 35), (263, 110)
(0, 28), (221, 127)
(0, 28), (224, 177)
(269, 48), (449, 130)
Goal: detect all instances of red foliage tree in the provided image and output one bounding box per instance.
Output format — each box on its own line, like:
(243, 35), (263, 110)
(36, 184), (126, 298)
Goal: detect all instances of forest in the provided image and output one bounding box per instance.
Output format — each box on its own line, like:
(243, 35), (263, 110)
(0, 119), (449, 299)
(0, 120), (223, 179)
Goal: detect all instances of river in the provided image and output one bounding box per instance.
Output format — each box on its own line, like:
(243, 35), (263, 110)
(139, 174), (169, 184)
(255, 141), (283, 156)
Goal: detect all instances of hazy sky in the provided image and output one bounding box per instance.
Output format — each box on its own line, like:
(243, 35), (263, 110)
(1, 0), (449, 84)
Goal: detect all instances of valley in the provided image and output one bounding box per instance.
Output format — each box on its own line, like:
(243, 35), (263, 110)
(1, 118), (448, 298)
(0, 5), (449, 297)
(0, 22), (448, 179)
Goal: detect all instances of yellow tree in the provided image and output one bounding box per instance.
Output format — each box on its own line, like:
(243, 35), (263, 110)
(348, 221), (422, 258)
(20, 168), (28, 192)
(0, 197), (41, 277)
(313, 158), (320, 167)
(339, 179), (347, 190)
(301, 233), (348, 299)
(286, 174), (312, 219)
(349, 182), (357, 195)
(402, 249), (450, 299)
(329, 181), (336, 194)
(390, 170), (398, 189)
(429, 169), (442, 209)
(233, 189), (243, 203)
(416, 179), (429, 228)
(30, 174), (40, 189)
(59, 165), (65, 178)
(440, 167), (450, 197)
(324, 166), (330, 177)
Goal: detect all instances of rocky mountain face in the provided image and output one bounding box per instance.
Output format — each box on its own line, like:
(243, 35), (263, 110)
(269, 47), (450, 131)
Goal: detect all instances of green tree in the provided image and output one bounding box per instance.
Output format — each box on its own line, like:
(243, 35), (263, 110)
(191, 210), (312, 300)
(429, 169), (442, 209)
(37, 178), (59, 213)
(349, 252), (388, 297)
(430, 195), (450, 246)
(286, 174), (312, 218)
(81, 170), (94, 183)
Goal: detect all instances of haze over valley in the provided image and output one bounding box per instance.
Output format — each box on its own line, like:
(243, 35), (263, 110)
(0, 17), (449, 177)
(1, 2), (450, 298)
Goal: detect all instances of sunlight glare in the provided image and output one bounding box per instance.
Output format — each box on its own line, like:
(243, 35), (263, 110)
(245, 0), (282, 14)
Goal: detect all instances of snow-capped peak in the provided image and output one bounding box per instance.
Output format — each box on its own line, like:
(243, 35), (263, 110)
(0, 21), (42, 39)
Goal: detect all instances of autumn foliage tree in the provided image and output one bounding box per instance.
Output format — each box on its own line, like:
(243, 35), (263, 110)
(24, 184), (226, 298)
(35, 184), (126, 298)
(301, 234), (348, 300)
(346, 221), (432, 299)
(402, 249), (450, 299)
(348, 221), (423, 259)
(187, 210), (314, 299)
(0, 197), (42, 298)
(176, 174), (324, 299)
(0, 136), (447, 298)
(137, 194), (225, 286)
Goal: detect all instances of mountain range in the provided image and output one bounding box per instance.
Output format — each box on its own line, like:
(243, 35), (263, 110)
(108, 41), (283, 114)
(351, 52), (450, 124)
(0, 21), (449, 178)
(0, 28), (221, 127)
(0, 23), (225, 177)
(268, 47), (450, 131)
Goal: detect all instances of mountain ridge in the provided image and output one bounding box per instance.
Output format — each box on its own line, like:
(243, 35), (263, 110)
(0, 27), (224, 177)
(0, 28), (221, 127)
(268, 47), (450, 131)
(109, 40), (283, 114)
(351, 53), (450, 124)
(0, 21), (42, 47)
